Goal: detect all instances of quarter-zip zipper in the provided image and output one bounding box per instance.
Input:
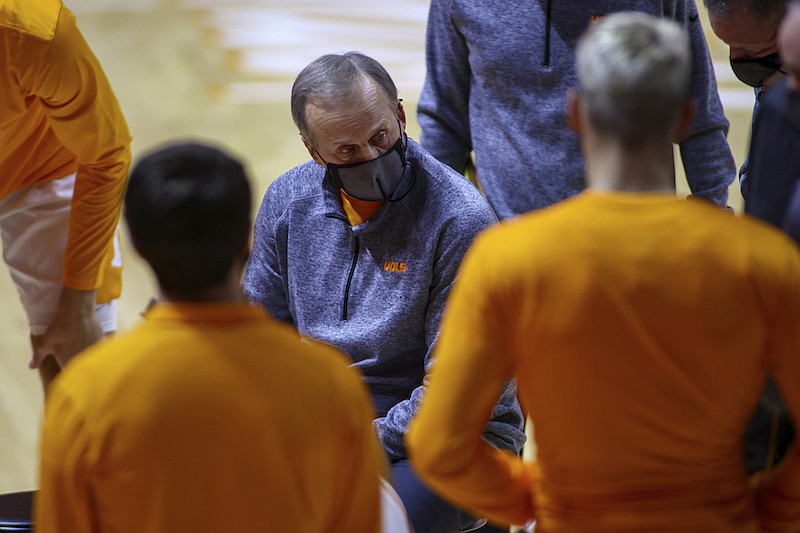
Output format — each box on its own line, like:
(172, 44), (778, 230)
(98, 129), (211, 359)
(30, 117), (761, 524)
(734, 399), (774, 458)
(342, 234), (360, 320)
(543, 0), (553, 66)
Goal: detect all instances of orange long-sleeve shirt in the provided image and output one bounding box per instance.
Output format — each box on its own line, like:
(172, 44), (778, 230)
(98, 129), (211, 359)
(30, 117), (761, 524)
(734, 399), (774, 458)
(408, 192), (800, 533)
(1, 0), (131, 290)
(36, 303), (384, 533)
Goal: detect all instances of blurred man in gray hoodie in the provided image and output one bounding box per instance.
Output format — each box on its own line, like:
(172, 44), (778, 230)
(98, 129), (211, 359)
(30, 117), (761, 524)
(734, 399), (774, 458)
(419, 0), (736, 219)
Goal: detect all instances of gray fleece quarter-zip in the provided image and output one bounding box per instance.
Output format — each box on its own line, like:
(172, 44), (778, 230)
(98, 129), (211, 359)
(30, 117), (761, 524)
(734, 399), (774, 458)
(243, 139), (526, 461)
(419, 0), (735, 219)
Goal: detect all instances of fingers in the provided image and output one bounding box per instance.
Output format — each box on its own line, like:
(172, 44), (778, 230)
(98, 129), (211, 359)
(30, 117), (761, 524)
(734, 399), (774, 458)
(30, 340), (61, 370)
(29, 334), (48, 369)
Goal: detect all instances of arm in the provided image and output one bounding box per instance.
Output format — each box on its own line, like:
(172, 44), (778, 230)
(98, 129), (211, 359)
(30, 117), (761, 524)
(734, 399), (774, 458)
(36, 381), (97, 533)
(417, 0), (473, 173)
(375, 206), (525, 462)
(242, 186), (293, 323)
(744, 90), (794, 228)
(407, 232), (536, 526)
(30, 287), (102, 369)
(25, 7), (130, 368)
(738, 90), (762, 201)
(28, 6), (131, 290)
(676, 0), (735, 207)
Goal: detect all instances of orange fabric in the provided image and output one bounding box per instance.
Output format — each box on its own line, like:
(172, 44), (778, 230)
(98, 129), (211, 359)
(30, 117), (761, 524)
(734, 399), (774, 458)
(94, 231), (121, 303)
(408, 192), (800, 532)
(340, 188), (384, 225)
(0, 0), (131, 290)
(37, 303), (384, 533)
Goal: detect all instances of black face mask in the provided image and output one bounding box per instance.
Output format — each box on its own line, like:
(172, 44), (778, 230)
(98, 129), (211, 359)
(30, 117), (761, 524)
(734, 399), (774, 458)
(730, 52), (784, 87)
(319, 122), (408, 202)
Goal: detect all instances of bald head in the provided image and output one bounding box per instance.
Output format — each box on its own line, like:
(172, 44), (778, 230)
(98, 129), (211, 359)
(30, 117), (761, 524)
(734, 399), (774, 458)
(704, 0), (787, 28)
(779, 1), (800, 90)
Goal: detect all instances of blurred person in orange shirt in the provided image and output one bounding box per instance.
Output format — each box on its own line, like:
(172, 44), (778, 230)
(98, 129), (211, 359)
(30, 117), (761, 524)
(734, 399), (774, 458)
(0, 0), (131, 392)
(36, 141), (386, 533)
(409, 12), (800, 533)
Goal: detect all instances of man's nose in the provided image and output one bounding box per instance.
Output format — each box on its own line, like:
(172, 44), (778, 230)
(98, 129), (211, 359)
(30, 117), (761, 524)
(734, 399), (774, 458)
(355, 145), (383, 163)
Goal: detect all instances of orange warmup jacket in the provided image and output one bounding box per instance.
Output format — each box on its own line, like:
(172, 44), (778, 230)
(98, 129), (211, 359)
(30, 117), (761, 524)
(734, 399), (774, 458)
(37, 303), (384, 533)
(0, 0), (131, 298)
(409, 192), (800, 533)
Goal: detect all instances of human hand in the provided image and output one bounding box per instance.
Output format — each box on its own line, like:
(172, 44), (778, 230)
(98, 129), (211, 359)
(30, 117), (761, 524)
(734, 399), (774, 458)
(30, 287), (102, 370)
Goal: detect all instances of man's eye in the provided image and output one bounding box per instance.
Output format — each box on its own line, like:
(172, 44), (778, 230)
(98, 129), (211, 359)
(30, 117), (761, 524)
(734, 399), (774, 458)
(340, 146), (355, 155)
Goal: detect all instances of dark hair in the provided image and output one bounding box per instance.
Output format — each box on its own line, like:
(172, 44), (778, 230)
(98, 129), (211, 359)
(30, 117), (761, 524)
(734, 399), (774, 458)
(703, 0), (788, 27)
(290, 51), (398, 141)
(124, 141), (252, 298)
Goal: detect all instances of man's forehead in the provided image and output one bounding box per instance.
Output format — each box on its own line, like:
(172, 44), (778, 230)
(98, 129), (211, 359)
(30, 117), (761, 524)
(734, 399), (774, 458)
(306, 104), (394, 147)
(709, 10), (776, 47)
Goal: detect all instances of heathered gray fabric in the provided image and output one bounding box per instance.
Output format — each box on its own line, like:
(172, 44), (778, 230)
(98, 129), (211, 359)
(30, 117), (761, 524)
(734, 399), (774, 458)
(243, 139), (526, 461)
(418, 0), (736, 219)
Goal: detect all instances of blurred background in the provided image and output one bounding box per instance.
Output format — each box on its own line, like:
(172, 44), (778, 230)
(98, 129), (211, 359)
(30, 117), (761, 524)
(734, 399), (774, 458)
(1, 0), (754, 494)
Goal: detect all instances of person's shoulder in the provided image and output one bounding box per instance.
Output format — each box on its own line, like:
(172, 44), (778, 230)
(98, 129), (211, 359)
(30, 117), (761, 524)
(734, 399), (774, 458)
(45, 329), (137, 414)
(0, 0), (62, 41)
(476, 193), (596, 253)
(264, 323), (369, 400)
(259, 160), (327, 215)
(407, 138), (496, 221)
(690, 201), (800, 271)
(737, 210), (800, 254)
(760, 78), (790, 112)
(266, 160), (325, 198)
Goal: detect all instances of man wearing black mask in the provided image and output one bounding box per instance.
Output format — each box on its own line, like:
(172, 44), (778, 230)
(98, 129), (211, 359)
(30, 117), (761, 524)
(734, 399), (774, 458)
(243, 51), (525, 533)
(705, 0), (787, 196)
(750, 3), (800, 235)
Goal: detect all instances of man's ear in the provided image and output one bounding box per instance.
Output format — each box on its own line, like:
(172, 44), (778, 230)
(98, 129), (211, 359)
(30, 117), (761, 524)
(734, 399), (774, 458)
(240, 239), (251, 266)
(397, 99), (407, 131)
(673, 98), (696, 143)
(301, 134), (325, 168)
(567, 90), (582, 134)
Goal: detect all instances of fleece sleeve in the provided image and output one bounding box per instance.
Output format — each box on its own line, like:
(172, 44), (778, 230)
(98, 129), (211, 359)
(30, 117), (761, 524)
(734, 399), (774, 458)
(242, 186), (294, 324)
(675, 0), (735, 207)
(407, 230), (537, 527)
(417, 0), (473, 173)
(24, 6), (131, 289)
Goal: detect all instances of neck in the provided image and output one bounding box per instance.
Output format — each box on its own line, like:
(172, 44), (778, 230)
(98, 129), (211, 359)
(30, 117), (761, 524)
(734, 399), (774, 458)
(159, 265), (247, 304)
(582, 132), (677, 194)
(159, 285), (246, 304)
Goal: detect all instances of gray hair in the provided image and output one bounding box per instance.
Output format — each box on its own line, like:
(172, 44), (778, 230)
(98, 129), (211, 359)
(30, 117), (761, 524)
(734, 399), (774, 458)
(703, 0), (787, 28)
(290, 52), (398, 141)
(575, 12), (691, 145)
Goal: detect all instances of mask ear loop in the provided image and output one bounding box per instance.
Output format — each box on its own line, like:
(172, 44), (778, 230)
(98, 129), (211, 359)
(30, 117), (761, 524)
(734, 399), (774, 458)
(378, 120), (412, 202)
(315, 149), (347, 190)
